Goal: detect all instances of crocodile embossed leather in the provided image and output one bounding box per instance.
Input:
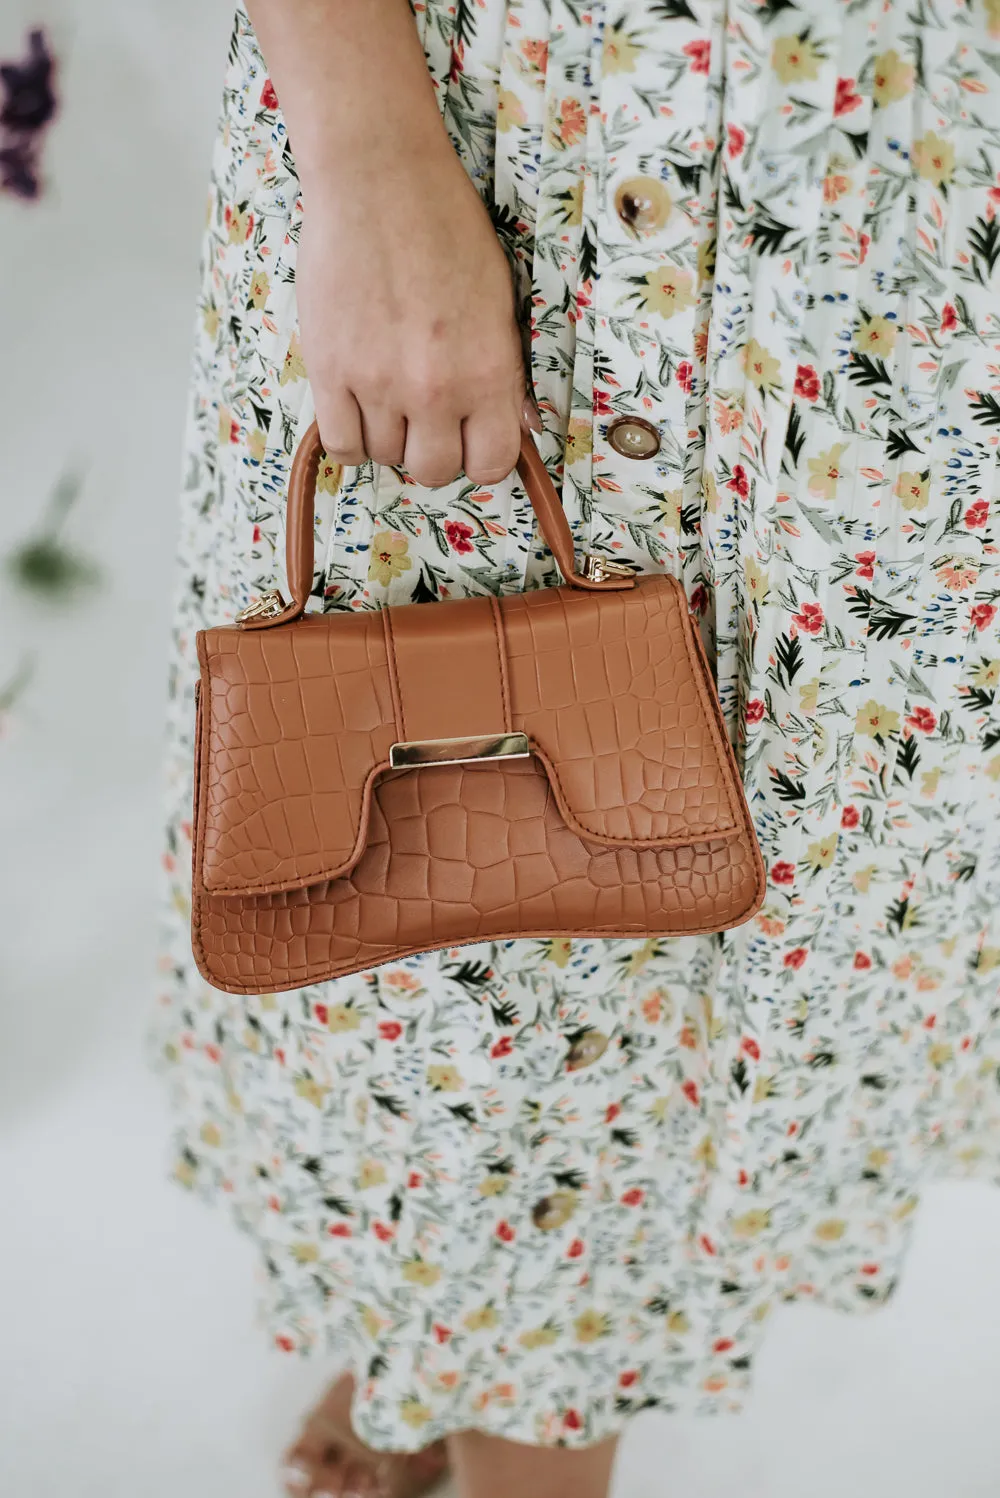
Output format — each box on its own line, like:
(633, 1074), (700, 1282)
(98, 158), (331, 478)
(191, 423), (764, 994)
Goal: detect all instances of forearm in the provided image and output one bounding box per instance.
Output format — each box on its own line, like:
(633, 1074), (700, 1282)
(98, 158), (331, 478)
(244, 0), (455, 197)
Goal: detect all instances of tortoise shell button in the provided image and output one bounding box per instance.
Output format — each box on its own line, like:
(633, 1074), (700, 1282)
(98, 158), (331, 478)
(607, 416), (661, 460)
(531, 1189), (578, 1231)
(566, 1030), (610, 1071)
(614, 176), (672, 235)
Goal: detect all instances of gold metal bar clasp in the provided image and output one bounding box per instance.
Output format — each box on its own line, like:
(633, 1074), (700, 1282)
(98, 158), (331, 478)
(389, 732), (530, 770)
(235, 589), (286, 625)
(580, 553), (635, 584)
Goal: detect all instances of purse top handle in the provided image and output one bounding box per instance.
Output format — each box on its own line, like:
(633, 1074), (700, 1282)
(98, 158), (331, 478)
(238, 420), (635, 629)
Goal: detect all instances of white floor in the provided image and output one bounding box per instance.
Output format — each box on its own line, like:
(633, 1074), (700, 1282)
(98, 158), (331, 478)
(2, 3), (1000, 1495)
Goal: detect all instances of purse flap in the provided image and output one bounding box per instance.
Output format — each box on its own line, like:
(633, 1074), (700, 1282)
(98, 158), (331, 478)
(195, 575), (743, 897)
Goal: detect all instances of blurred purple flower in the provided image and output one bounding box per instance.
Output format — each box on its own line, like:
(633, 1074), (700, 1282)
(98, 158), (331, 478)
(1, 29), (57, 201)
(0, 29), (56, 132)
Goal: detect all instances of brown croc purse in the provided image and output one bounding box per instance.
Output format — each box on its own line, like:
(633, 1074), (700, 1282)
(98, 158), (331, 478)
(191, 423), (764, 994)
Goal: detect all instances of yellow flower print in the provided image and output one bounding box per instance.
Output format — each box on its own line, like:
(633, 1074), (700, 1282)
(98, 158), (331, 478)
(986, 755), (1000, 782)
(753, 1074), (773, 1102)
(402, 1259), (442, 1287)
(668, 1309), (691, 1334)
(928, 1042), (953, 1068)
(919, 766), (941, 798)
(814, 1218), (846, 1242)
(872, 49), (914, 107)
(742, 338), (782, 395)
(867, 1147), (891, 1171)
(361, 1305), (383, 1339)
(327, 1002), (361, 1032)
(807, 443), (849, 500)
(478, 1173), (509, 1197)
(799, 678), (819, 716)
(249, 269), (270, 309)
(855, 698), (900, 739)
(217, 405), (234, 446)
(854, 864), (877, 894)
(697, 235), (717, 287)
(519, 1323), (560, 1349)
(427, 1063), (464, 1092)
(368, 531), (413, 588)
(624, 938), (660, 977)
(656, 490), (683, 531)
(703, 470), (720, 514)
(247, 427), (266, 464)
(291, 1241), (319, 1264)
(973, 660), (1000, 688)
(358, 1159), (387, 1189)
(557, 179), (585, 227)
(894, 470), (929, 511)
(912, 131), (955, 188)
(641, 265), (696, 320)
(806, 833), (838, 871)
(694, 1133), (718, 1169)
(744, 555), (770, 606)
(316, 454), (342, 495)
(565, 418), (593, 464)
(987, 0), (1000, 39)
(294, 1076), (329, 1108)
(856, 315), (898, 357)
(227, 205), (251, 243)
(603, 23), (640, 74)
(574, 1309), (610, 1343)
(978, 946), (1000, 972)
(199, 1122), (222, 1147)
(497, 89), (527, 133)
(202, 301), (220, 338)
(399, 1400), (433, 1430)
(649, 1095), (670, 1123)
(279, 330), (307, 385)
(732, 1208), (770, 1238)
(464, 1305), (499, 1331)
(174, 1158), (197, 1189)
(546, 938), (573, 968)
(772, 34), (823, 84)
(894, 1196), (918, 1222)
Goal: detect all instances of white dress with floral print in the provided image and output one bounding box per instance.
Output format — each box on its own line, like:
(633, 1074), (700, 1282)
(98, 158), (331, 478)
(159, 0), (1000, 1451)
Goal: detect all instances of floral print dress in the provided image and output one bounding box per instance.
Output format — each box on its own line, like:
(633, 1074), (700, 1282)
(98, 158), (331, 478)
(158, 0), (1000, 1452)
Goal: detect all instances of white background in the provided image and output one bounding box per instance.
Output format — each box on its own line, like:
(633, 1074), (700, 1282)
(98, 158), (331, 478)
(2, 2), (1000, 1493)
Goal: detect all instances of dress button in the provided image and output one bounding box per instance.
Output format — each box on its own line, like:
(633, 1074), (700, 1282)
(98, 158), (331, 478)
(607, 416), (661, 460)
(566, 1030), (609, 1071)
(531, 1189), (578, 1231)
(614, 175), (672, 235)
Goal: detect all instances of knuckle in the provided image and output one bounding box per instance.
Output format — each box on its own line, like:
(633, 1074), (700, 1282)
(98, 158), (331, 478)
(410, 463), (461, 489)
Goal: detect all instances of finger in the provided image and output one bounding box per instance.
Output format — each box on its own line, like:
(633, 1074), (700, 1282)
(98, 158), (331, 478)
(316, 390), (366, 466)
(461, 405), (522, 487)
(403, 419), (464, 489)
(521, 390), (544, 433)
(358, 404), (407, 469)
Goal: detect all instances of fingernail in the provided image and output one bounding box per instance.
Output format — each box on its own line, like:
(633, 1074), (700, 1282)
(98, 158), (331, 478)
(280, 1464), (311, 1495)
(522, 394), (544, 433)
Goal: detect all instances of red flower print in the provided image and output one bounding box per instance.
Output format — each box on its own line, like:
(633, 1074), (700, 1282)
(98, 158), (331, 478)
(433, 1323), (452, 1344)
(563, 1409), (583, 1432)
(689, 584), (708, 616)
(834, 77), (862, 116)
(682, 1079), (700, 1105)
(252, 524), (262, 543)
(713, 1337), (735, 1353)
(971, 602), (997, 632)
(568, 1238), (585, 1259)
(841, 805), (860, 830)
(496, 1220), (516, 1242)
(260, 78), (279, 111)
(853, 951), (873, 971)
(726, 124), (746, 159)
(445, 519), (475, 554)
(408, 1171), (422, 1189)
(676, 360), (695, 393)
(619, 1370), (639, 1388)
(491, 1034), (514, 1059)
(859, 231), (871, 263)
(964, 501), (989, 530)
(594, 389), (614, 416)
(314, 1003), (329, 1025)
(328, 1222), (352, 1237)
(683, 38), (711, 74)
(742, 1036), (761, 1062)
(373, 1221), (395, 1242)
(794, 364), (821, 402)
(700, 1234), (717, 1255)
(621, 1187), (645, 1206)
(855, 550), (876, 581)
(860, 1263), (880, 1276)
(378, 1020), (403, 1041)
(737, 1169), (749, 1186)
(605, 1102), (621, 1123)
(792, 602), (824, 635)
(784, 947), (808, 970)
(940, 303), (958, 333)
(771, 861), (796, 886)
(907, 706), (937, 733)
(205, 1043), (221, 1063)
(275, 1334), (295, 1353)
(727, 464), (750, 499)
(745, 698), (766, 725)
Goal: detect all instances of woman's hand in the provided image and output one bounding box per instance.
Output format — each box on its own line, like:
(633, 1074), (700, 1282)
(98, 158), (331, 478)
(245, 0), (536, 489)
(298, 153), (530, 488)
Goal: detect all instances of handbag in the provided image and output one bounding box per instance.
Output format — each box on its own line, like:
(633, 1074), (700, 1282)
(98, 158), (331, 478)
(191, 421), (764, 995)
